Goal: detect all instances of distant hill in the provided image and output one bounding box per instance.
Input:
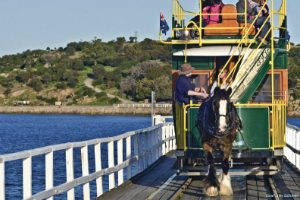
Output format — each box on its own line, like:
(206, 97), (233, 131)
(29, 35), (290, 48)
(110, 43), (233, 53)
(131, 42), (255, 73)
(0, 38), (172, 106)
(0, 38), (299, 108)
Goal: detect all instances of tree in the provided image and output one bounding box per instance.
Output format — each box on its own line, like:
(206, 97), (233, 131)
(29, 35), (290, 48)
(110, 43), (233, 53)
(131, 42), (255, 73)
(28, 78), (43, 91)
(16, 71), (30, 83)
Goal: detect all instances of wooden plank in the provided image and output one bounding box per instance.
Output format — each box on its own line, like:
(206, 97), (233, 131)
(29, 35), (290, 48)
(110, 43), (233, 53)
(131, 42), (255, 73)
(126, 136), (131, 180)
(117, 139), (124, 186)
(98, 152), (177, 200)
(0, 161), (4, 200)
(94, 143), (103, 196)
(81, 145), (90, 200)
(45, 151), (53, 200)
(23, 156), (32, 199)
(108, 141), (115, 190)
(66, 148), (75, 200)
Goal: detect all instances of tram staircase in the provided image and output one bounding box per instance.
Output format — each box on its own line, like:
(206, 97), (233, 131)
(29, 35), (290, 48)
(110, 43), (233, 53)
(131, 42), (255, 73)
(229, 47), (274, 103)
(223, 0), (288, 103)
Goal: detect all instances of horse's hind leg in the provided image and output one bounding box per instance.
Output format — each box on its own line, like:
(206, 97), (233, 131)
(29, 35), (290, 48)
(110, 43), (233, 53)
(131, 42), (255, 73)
(219, 144), (233, 196)
(203, 143), (219, 196)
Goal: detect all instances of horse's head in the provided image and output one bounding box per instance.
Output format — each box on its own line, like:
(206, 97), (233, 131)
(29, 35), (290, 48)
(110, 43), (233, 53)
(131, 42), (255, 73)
(212, 87), (233, 134)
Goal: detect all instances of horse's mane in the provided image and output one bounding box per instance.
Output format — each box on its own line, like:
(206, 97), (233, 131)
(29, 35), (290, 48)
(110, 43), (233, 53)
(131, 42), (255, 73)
(198, 88), (242, 138)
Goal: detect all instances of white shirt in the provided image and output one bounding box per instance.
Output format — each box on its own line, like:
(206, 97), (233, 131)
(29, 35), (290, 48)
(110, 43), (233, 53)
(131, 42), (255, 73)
(210, 81), (228, 96)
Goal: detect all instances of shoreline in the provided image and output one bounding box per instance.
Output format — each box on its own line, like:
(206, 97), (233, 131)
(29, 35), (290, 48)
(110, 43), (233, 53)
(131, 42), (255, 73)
(0, 106), (172, 115)
(0, 106), (298, 117)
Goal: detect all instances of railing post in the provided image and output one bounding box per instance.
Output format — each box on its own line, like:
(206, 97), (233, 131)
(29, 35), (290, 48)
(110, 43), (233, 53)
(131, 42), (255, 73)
(141, 132), (146, 170)
(45, 151), (54, 200)
(172, 125), (176, 150)
(155, 129), (159, 160)
(297, 131), (300, 169)
(162, 126), (166, 155)
(23, 156), (32, 199)
(126, 136), (131, 180)
(66, 147), (75, 200)
(134, 134), (139, 175)
(94, 143), (103, 196)
(117, 139), (124, 186)
(0, 161), (5, 200)
(81, 145), (90, 200)
(166, 124), (170, 153)
(158, 126), (163, 157)
(108, 141), (115, 190)
(149, 130), (155, 165)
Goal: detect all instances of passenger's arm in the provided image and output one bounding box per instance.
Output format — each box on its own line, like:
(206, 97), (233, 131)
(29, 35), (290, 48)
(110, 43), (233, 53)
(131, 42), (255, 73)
(188, 90), (209, 98)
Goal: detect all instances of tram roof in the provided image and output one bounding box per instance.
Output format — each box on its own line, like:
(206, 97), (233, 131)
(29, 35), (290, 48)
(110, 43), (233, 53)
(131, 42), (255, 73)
(173, 46), (250, 57)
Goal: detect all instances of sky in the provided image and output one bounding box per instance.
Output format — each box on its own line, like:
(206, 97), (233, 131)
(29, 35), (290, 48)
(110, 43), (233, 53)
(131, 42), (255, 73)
(0, 0), (298, 56)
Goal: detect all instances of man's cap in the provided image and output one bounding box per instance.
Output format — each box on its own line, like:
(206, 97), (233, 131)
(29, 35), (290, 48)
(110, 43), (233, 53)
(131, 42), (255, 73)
(180, 63), (194, 75)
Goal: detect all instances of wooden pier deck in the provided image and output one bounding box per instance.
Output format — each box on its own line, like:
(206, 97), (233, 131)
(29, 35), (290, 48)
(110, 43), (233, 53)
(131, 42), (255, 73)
(98, 152), (300, 200)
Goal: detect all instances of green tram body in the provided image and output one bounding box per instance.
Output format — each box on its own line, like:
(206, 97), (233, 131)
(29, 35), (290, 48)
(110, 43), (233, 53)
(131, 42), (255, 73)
(166, 0), (289, 167)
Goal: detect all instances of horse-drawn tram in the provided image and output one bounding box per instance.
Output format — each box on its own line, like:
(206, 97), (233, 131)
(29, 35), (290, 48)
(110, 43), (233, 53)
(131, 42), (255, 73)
(160, 0), (289, 190)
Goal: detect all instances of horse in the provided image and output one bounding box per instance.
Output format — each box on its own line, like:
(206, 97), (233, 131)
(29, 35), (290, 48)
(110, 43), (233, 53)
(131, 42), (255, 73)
(197, 87), (242, 196)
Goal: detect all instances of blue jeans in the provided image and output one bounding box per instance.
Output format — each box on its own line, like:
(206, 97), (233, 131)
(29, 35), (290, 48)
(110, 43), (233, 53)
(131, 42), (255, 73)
(254, 16), (271, 40)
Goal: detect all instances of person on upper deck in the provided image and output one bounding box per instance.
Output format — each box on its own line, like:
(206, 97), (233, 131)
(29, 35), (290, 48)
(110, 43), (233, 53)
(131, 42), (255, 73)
(236, 0), (258, 23)
(256, 0), (269, 18)
(175, 63), (209, 105)
(203, 0), (224, 25)
(236, 0), (270, 42)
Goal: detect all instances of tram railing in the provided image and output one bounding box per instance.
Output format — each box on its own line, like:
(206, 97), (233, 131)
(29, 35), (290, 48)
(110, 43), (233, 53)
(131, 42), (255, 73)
(0, 123), (176, 200)
(284, 124), (300, 170)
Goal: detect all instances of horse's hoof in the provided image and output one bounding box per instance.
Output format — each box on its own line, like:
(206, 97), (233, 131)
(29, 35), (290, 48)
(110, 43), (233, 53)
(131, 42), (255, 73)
(219, 174), (233, 196)
(205, 186), (219, 196)
(219, 185), (233, 196)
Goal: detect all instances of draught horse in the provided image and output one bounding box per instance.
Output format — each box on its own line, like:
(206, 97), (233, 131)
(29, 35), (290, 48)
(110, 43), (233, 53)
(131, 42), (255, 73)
(197, 87), (242, 196)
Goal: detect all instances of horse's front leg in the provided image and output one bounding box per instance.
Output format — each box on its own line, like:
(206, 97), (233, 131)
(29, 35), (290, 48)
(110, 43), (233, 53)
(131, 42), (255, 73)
(203, 143), (219, 196)
(219, 144), (233, 196)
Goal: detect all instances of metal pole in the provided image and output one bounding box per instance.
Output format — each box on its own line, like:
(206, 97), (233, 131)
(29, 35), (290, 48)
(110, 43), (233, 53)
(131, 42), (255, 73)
(151, 91), (155, 126)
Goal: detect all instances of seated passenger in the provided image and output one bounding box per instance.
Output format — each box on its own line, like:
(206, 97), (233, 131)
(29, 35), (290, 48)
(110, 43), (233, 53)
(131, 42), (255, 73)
(254, 0), (271, 42)
(236, 0), (257, 23)
(203, 0), (224, 25)
(175, 63), (209, 105)
(256, 0), (269, 18)
(236, 0), (270, 42)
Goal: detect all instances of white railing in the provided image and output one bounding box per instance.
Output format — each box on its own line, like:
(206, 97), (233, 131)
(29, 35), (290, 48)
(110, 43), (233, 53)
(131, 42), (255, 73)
(0, 123), (176, 200)
(284, 124), (300, 170)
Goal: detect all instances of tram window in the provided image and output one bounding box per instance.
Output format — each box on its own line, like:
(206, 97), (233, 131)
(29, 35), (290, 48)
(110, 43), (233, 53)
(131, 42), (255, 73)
(191, 73), (210, 90)
(253, 74), (281, 102)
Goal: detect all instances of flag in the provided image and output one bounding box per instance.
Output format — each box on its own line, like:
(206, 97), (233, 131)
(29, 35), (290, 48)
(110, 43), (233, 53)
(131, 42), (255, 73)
(160, 12), (169, 35)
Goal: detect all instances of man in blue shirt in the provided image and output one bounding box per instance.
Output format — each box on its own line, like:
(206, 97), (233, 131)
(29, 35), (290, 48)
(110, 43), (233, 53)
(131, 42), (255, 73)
(175, 63), (208, 105)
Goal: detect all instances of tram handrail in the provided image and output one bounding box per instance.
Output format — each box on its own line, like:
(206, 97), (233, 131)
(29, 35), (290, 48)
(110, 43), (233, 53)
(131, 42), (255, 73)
(0, 123), (176, 200)
(220, 1), (269, 85)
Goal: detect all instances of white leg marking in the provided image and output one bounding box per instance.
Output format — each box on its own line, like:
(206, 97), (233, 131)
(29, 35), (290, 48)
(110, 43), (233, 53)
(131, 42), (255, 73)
(205, 186), (219, 196)
(219, 100), (227, 132)
(219, 173), (233, 196)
